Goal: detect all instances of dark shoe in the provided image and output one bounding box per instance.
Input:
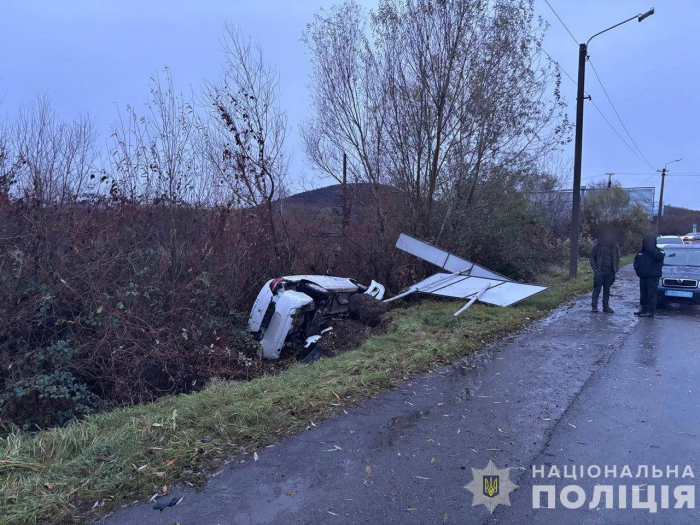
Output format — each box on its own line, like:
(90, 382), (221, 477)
(603, 306), (614, 314)
(633, 310), (645, 316)
(638, 311), (654, 318)
(591, 305), (599, 312)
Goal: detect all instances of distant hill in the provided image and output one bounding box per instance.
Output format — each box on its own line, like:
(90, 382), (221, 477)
(277, 183), (407, 238)
(282, 182), (401, 214)
(283, 182), (403, 210)
(284, 184), (346, 208)
(658, 205), (700, 235)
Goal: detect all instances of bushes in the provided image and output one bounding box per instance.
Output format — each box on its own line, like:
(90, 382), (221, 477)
(0, 202), (268, 431)
(0, 176), (656, 432)
(0, 185), (551, 431)
(0, 340), (100, 429)
(581, 182), (654, 254)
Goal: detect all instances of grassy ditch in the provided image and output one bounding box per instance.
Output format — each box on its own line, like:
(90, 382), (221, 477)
(0, 259), (624, 524)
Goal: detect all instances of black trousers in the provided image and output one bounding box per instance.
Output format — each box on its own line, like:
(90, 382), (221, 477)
(640, 277), (660, 313)
(592, 270), (616, 307)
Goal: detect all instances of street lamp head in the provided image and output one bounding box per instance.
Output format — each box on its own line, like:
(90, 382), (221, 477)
(638, 8), (655, 22)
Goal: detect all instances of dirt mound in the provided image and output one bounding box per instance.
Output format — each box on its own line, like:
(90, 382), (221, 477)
(348, 294), (390, 327)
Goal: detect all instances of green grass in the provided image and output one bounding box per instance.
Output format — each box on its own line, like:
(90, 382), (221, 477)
(0, 259), (624, 524)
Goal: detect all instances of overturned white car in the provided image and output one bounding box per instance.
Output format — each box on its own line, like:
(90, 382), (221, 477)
(248, 275), (385, 361)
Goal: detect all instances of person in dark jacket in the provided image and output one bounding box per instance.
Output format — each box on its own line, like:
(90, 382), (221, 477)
(633, 233), (665, 318)
(589, 227), (621, 313)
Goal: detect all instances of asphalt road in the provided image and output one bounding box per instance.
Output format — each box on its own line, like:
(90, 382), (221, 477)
(104, 266), (700, 525)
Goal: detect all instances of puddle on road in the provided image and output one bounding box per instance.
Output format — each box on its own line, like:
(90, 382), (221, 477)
(383, 410), (431, 447)
(232, 475), (309, 524)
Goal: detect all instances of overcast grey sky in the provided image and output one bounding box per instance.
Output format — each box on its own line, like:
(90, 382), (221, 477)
(1, 0), (699, 209)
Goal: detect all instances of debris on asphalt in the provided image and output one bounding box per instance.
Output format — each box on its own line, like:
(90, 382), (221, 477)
(152, 496), (180, 512)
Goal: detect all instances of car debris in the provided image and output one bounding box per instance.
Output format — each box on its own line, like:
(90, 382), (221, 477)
(248, 275), (385, 361)
(386, 234), (549, 315)
(248, 234), (546, 361)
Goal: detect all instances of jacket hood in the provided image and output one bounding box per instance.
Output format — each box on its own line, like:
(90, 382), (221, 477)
(642, 234), (657, 251)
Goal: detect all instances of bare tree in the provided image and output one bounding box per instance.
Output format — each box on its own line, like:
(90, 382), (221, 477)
(202, 24), (290, 265)
(0, 103), (15, 202)
(301, 1), (394, 266)
(434, 0), (571, 239)
(11, 94), (98, 205)
(110, 69), (202, 206)
(303, 0), (571, 238)
(110, 69), (205, 286)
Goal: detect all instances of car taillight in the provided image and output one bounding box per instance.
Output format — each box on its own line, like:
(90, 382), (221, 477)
(270, 277), (284, 292)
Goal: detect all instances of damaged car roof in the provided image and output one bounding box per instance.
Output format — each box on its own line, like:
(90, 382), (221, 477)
(282, 275), (360, 292)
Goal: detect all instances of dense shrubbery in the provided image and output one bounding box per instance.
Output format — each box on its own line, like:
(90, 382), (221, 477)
(0, 1), (654, 431)
(0, 203), (270, 430)
(0, 184), (576, 430)
(0, 340), (100, 429)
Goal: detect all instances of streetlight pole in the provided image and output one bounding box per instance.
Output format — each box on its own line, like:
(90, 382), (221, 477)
(657, 158), (681, 234)
(568, 7), (656, 278)
(569, 42), (587, 278)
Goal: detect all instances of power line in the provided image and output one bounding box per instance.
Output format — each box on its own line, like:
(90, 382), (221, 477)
(592, 172), (700, 176)
(583, 172), (657, 180)
(541, 47), (661, 173)
(602, 172), (660, 175)
(588, 98), (658, 172)
(540, 48), (581, 88)
(640, 172), (658, 184)
(587, 58), (656, 170)
(637, 172), (700, 185)
(543, 0), (579, 46)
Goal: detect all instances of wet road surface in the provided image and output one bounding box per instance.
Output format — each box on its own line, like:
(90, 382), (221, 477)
(104, 266), (700, 524)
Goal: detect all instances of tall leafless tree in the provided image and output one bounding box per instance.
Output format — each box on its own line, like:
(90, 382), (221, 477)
(202, 24), (290, 265)
(11, 95), (98, 205)
(110, 69), (202, 206)
(301, 1), (393, 263)
(110, 69), (205, 286)
(303, 0), (571, 239)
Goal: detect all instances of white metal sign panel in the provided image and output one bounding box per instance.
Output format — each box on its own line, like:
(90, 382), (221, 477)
(396, 234), (511, 282)
(396, 233), (458, 269)
(410, 273), (465, 292)
(425, 276), (499, 298)
(479, 282), (547, 307)
(391, 233), (548, 313)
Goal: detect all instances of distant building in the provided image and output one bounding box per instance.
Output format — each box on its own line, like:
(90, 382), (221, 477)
(529, 186), (656, 223)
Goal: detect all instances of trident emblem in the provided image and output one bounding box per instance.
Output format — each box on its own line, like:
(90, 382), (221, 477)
(483, 475), (499, 498)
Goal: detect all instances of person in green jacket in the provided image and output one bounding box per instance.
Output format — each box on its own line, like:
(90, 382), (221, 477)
(589, 227), (621, 313)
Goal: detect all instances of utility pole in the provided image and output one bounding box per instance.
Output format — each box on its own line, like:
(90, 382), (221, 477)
(567, 7), (655, 278)
(569, 43), (587, 278)
(606, 172), (614, 188)
(657, 158), (682, 234)
(341, 152), (348, 236)
(657, 167), (666, 233)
